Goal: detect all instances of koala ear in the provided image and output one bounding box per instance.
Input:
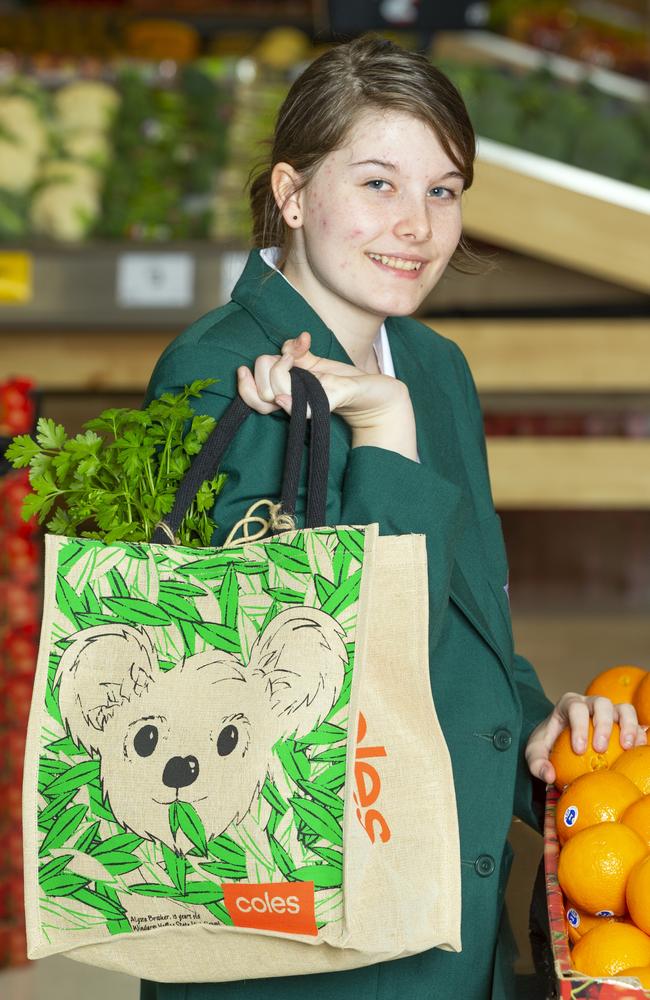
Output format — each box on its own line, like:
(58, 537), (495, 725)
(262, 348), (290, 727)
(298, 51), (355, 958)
(248, 608), (347, 739)
(53, 624), (158, 754)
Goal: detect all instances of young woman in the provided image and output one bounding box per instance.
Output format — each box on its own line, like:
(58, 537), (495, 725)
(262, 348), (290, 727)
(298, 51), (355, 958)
(141, 35), (645, 1000)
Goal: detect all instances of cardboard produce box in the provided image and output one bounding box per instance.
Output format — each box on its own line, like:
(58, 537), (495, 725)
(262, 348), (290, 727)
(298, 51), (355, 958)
(544, 785), (650, 998)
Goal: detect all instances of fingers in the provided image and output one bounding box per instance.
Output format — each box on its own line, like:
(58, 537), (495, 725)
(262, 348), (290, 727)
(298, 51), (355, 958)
(237, 351), (296, 414)
(563, 694), (592, 754)
(236, 366), (278, 414)
(613, 702), (647, 749)
(588, 696), (615, 752)
(525, 735), (555, 784)
(281, 331), (311, 358)
(524, 717), (559, 785)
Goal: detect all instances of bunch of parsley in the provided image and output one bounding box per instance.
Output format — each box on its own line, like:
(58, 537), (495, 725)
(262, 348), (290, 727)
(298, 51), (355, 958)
(6, 379), (225, 547)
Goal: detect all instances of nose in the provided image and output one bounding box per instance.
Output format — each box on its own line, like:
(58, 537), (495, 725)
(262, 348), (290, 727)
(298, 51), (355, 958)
(395, 195), (431, 242)
(162, 755), (199, 789)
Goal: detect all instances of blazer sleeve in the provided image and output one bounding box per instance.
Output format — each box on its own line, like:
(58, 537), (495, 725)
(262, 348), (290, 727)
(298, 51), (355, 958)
(450, 340), (554, 831)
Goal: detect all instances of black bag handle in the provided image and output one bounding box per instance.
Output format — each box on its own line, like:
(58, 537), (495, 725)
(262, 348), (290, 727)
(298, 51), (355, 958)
(151, 366), (331, 546)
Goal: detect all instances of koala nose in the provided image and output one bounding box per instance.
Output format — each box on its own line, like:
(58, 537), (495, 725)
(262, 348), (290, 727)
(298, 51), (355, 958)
(162, 755), (199, 789)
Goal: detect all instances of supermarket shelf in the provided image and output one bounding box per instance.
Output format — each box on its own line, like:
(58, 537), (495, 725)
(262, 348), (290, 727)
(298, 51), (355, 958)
(487, 438), (650, 508)
(432, 30), (649, 103)
(3, 243), (646, 330)
(464, 141), (650, 293)
(434, 318), (650, 392)
(1, 328), (171, 391)
(5, 318), (650, 394)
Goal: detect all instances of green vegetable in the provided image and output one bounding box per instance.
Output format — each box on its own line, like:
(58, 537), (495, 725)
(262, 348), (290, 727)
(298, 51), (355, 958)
(5, 379), (225, 547)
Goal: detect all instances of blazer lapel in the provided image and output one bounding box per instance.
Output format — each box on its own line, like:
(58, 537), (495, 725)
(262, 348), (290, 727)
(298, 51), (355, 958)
(386, 320), (513, 675)
(232, 253), (512, 674)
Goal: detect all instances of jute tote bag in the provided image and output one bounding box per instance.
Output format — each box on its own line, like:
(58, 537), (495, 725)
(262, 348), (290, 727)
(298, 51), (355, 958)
(23, 368), (461, 982)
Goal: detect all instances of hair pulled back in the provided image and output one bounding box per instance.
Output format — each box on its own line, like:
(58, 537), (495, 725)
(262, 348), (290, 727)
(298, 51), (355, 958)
(249, 34), (483, 273)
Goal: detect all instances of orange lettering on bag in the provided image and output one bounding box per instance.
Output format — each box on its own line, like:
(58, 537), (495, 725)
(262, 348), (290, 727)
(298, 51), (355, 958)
(222, 882), (317, 936)
(353, 711), (391, 843)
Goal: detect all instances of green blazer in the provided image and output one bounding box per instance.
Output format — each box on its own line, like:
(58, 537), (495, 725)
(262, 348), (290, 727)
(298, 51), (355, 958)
(142, 249), (553, 1000)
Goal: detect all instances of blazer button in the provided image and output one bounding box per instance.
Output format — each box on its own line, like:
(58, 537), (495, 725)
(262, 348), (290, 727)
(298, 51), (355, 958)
(475, 854), (496, 878)
(493, 728), (512, 751)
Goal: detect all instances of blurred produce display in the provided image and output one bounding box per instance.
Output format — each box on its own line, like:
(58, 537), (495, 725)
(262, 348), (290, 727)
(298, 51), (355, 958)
(0, 377), (39, 970)
(436, 57), (650, 189)
(0, 14), (647, 244)
(0, 60), (233, 240)
(0, 3), (312, 63)
(98, 62), (230, 239)
(489, 0), (649, 80)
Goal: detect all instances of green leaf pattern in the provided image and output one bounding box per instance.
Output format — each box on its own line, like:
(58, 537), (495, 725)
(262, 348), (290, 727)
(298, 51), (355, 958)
(35, 525), (366, 943)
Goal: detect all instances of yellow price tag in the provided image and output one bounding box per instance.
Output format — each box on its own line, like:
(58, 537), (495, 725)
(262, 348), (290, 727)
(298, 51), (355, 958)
(0, 252), (33, 304)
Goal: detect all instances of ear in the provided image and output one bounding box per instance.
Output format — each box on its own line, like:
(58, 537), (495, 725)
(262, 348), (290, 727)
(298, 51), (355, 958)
(54, 624), (158, 755)
(271, 161), (303, 229)
(248, 608), (347, 739)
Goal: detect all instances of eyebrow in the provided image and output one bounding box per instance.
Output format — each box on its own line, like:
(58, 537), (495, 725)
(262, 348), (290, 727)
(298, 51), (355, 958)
(350, 159), (465, 182)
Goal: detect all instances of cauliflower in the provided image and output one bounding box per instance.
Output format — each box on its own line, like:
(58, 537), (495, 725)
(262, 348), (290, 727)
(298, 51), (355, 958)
(61, 129), (111, 165)
(53, 81), (120, 132)
(0, 94), (48, 157)
(30, 182), (100, 241)
(0, 139), (40, 192)
(38, 159), (103, 195)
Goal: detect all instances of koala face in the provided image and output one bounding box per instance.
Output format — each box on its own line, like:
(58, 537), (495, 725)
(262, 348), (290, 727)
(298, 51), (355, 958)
(101, 652), (271, 848)
(54, 609), (347, 852)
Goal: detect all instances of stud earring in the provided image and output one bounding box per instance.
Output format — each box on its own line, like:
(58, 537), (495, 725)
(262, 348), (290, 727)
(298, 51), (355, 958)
(292, 215), (298, 220)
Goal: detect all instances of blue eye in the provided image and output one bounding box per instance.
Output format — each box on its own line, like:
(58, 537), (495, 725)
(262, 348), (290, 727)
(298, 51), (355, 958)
(365, 179), (390, 191)
(429, 187), (457, 199)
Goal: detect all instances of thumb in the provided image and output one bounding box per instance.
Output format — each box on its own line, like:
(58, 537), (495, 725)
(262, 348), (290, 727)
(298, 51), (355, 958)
(281, 331), (311, 357)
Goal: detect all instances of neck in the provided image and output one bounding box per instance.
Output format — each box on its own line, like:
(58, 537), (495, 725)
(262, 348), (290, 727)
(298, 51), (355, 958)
(282, 250), (384, 374)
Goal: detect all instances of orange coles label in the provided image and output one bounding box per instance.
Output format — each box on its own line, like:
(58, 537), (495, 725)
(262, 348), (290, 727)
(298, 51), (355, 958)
(222, 882), (317, 936)
(353, 711), (391, 844)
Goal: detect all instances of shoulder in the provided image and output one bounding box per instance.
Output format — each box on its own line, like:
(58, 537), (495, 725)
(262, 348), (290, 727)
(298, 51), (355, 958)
(144, 300), (275, 404)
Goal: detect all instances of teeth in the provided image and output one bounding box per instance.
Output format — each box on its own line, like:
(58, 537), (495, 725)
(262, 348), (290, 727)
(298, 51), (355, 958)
(368, 253), (422, 271)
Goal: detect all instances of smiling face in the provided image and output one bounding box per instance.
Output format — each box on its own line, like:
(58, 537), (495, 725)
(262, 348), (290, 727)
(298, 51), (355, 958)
(281, 109), (465, 332)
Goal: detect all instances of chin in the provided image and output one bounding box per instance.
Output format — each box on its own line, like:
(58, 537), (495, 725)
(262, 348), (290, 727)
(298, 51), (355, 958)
(369, 292), (427, 317)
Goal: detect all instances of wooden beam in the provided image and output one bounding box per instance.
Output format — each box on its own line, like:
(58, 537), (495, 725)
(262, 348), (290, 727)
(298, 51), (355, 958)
(463, 146), (650, 293)
(428, 318), (650, 392)
(5, 319), (650, 394)
(2, 330), (173, 391)
(487, 439), (650, 508)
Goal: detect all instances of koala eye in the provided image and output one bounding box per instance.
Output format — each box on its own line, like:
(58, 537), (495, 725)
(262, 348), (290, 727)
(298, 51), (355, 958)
(133, 724), (159, 758)
(217, 725), (238, 757)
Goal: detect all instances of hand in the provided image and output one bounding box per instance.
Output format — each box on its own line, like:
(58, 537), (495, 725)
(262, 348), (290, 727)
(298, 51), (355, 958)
(525, 692), (648, 785)
(236, 332), (418, 460)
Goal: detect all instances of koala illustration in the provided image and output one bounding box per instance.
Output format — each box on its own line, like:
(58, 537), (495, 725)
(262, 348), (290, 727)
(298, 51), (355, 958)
(54, 608), (348, 851)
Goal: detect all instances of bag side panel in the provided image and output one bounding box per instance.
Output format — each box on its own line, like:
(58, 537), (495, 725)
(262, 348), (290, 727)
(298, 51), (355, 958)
(342, 533), (462, 955)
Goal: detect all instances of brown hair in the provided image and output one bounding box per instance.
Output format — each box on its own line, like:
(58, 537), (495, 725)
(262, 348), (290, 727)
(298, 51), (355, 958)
(248, 34), (489, 274)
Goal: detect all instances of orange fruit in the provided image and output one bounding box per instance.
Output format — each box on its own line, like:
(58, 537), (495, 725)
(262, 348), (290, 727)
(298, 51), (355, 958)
(550, 720), (625, 790)
(565, 903), (617, 945)
(558, 822), (647, 915)
(634, 673), (650, 726)
(571, 921), (650, 978)
(556, 771), (641, 844)
(622, 795), (650, 850)
(617, 965), (650, 988)
(627, 855), (650, 935)
(586, 664), (647, 703)
(612, 746), (650, 795)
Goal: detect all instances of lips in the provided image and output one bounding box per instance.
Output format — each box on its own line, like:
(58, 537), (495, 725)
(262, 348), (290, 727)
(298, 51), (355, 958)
(366, 252), (426, 278)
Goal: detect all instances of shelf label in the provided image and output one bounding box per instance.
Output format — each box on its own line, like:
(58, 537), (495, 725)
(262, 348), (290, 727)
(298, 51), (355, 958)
(116, 253), (195, 308)
(0, 252), (33, 304)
